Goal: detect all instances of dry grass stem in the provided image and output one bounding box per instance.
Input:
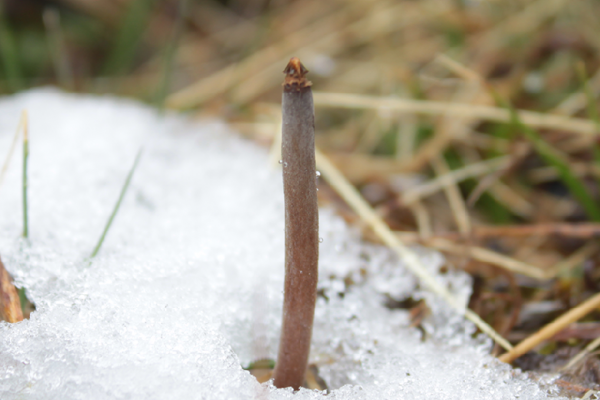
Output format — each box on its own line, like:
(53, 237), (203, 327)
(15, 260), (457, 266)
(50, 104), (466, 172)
(499, 292), (600, 364)
(561, 335), (600, 372)
(527, 163), (600, 184)
(402, 156), (510, 205)
(486, 182), (534, 219)
(409, 200), (433, 240)
(547, 241), (598, 279)
(323, 153), (416, 182)
(396, 111), (417, 161)
(396, 234), (548, 280)
(430, 238), (549, 280)
(554, 67), (600, 117)
(0, 111), (27, 191)
(313, 92), (597, 136)
(431, 156), (471, 235)
(434, 54), (481, 83)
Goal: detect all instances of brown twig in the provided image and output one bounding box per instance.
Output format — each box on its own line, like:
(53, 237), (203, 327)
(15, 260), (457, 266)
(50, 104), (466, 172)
(0, 257), (23, 323)
(272, 58), (319, 390)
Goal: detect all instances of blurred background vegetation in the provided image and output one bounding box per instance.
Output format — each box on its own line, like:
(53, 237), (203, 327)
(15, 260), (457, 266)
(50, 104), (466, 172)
(4, 0), (600, 394)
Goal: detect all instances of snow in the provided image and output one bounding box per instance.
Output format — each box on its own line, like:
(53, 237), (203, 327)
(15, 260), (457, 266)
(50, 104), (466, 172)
(0, 90), (564, 399)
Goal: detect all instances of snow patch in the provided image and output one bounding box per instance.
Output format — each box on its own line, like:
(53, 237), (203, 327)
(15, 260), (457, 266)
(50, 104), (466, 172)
(0, 90), (562, 399)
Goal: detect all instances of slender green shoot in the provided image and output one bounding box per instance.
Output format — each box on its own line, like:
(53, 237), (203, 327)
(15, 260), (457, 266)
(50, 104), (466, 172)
(0, 112), (26, 190)
(154, 0), (189, 111)
(507, 103), (600, 221)
(102, 0), (156, 76)
(22, 111), (29, 238)
(0, 2), (23, 92)
(90, 148), (143, 258)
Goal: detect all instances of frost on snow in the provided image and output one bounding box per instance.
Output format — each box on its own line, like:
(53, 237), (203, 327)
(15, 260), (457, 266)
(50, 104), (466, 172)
(0, 90), (563, 399)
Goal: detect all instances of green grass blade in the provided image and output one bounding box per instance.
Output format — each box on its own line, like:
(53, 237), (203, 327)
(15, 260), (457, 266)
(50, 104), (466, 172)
(507, 104), (600, 221)
(102, 0), (156, 76)
(90, 148), (143, 258)
(22, 111), (29, 238)
(154, 0), (189, 111)
(0, 3), (23, 92)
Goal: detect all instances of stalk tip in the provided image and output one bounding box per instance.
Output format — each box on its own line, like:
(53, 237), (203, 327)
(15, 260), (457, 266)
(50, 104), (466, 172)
(283, 57), (311, 89)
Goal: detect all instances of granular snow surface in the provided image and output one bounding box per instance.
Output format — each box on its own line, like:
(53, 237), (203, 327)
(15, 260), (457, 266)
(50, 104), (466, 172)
(0, 90), (564, 399)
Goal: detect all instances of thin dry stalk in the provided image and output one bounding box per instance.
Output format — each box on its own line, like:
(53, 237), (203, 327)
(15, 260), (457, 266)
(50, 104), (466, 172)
(548, 241), (598, 279)
(554, 66), (600, 116)
(273, 58), (319, 390)
(434, 53), (481, 82)
(427, 237), (548, 280)
(431, 155), (471, 235)
(401, 156), (510, 205)
(323, 153), (416, 182)
(312, 92), (596, 136)
(561, 335), (600, 372)
(527, 163), (600, 184)
(0, 257), (23, 323)
(498, 292), (600, 364)
(485, 182), (534, 219)
(396, 234), (548, 280)
(0, 111), (27, 191)
(409, 200), (432, 239)
(396, 109), (417, 161)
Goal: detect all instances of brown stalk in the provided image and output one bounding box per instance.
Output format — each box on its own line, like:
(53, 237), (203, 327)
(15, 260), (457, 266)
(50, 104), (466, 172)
(0, 257), (23, 323)
(272, 58), (319, 390)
